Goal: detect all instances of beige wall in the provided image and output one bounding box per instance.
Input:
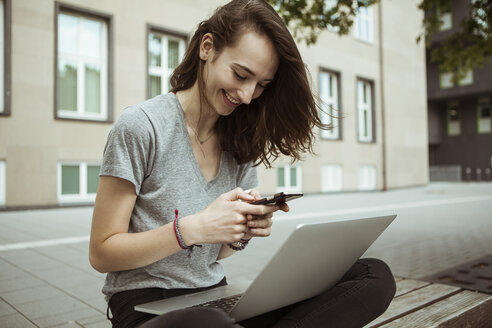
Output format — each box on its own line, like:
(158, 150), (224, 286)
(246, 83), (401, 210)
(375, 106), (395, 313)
(0, 0), (428, 207)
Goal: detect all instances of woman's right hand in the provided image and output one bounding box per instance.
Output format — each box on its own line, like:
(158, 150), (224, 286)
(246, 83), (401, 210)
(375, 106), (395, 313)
(179, 188), (279, 245)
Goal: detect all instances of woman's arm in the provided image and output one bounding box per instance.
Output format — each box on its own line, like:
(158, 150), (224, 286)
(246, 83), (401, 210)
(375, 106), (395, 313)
(89, 177), (279, 272)
(89, 176), (184, 273)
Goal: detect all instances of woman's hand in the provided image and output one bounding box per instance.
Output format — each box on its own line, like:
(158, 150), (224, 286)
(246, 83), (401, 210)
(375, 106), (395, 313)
(243, 189), (290, 240)
(179, 188), (279, 245)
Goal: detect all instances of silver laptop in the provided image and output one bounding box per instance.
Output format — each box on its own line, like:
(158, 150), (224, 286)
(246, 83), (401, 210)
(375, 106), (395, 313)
(135, 214), (396, 322)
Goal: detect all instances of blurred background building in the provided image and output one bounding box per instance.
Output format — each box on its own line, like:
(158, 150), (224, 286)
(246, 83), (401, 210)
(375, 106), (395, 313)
(0, 0), (428, 209)
(427, 0), (492, 183)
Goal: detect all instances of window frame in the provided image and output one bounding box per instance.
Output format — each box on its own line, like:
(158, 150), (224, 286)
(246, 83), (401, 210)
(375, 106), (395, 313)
(447, 102), (461, 136)
(0, 0), (11, 116)
(57, 162), (101, 203)
(276, 165), (302, 193)
(354, 4), (374, 43)
(321, 164), (343, 192)
(0, 160), (5, 206)
(146, 24), (187, 99)
(54, 2), (113, 123)
(477, 98), (491, 134)
(356, 78), (375, 143)
(319, 68), (342, 140)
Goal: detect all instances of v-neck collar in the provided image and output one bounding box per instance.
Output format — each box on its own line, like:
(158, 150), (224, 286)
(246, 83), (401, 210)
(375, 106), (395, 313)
(172, 93), (224, 188)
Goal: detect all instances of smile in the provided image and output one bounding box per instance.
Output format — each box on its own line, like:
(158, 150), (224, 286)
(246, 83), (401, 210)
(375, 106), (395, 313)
(223, 90), (241, 105)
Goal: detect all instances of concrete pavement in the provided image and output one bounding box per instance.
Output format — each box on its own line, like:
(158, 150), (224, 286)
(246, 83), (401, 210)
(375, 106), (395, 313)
(1, 182), (491, 327)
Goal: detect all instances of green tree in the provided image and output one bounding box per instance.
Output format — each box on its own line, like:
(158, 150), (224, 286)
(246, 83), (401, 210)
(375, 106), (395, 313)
(267, 0), (492, 82)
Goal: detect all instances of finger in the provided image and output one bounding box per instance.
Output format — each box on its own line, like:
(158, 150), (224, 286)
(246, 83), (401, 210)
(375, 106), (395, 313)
(249, 189), (262, 200)
(224, 187), (254, 202)
(249, 227), (271, 237)
(248, 217), (273, 229)
(239, 203), (279, 216)
(279, 202), (290, 212)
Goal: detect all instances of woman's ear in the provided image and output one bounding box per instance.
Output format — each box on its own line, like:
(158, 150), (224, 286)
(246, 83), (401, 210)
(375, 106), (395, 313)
(199, 33), (214, 61)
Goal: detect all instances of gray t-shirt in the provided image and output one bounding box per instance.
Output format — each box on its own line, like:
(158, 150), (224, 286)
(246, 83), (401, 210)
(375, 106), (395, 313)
(100, 93), (258, 300)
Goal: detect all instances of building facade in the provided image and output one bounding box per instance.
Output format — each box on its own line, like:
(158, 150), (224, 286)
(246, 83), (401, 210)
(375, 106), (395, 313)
(0, 0), (428, 209)
(427, 0), (492, 182)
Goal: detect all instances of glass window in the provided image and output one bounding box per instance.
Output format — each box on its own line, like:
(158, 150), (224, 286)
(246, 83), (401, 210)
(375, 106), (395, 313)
(321, 165), (343, 192)
(447, 103), (460, 136)
(57, 12), (108, 120)
(319, 71), (340, 139)
(354, 5), (373, 43)
(440, 69), (473, 89)
(58, 162), (100, 202)
(0, 0), (4, 114)
(0, 160), (5, 206)
(438, 2), (452, 31)
(358, 165), (376, 191)
(277, 165), (302, 193)
(458, 70), (473, 86)
(148, 31), (186, 98)
(478, 99), (491, 134)
(357, 80), (373, 142)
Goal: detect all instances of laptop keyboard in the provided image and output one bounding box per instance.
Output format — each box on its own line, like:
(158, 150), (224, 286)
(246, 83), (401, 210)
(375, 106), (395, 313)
(191, 295), (242, 313)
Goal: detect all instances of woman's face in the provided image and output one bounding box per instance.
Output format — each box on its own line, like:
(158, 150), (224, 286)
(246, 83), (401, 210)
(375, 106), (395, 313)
(200, 30), (279, 116)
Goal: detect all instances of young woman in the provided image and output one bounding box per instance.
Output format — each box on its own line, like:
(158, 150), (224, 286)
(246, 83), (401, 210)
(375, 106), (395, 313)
(89, 0), (396, 327)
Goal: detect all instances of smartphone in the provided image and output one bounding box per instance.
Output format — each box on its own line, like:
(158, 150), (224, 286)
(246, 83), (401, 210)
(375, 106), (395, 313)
(251, 192), (303, 205)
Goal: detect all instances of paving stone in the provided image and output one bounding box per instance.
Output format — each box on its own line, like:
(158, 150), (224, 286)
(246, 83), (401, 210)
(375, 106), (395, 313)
(0, 276), (46, 294)
(0, 313), (38, 328)
(15, 294), (89, 320)
(0, 259), (30, 281)
(76, 313), (108, 325)
(2, 285), (65, 305)
(31, 307), (101, 328)
(0, 298), (17, 316)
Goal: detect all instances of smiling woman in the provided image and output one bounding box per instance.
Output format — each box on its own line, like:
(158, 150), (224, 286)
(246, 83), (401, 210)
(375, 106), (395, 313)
(89, 1), (396, 328)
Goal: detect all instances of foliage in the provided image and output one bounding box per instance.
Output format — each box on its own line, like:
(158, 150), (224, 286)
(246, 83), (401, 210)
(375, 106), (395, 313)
(268, 0), (492, 82)
(418, 0), (492, 82)
(266, 0), (378, 45)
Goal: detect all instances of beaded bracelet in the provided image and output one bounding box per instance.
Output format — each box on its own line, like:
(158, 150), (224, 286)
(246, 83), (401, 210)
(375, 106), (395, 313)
(227, 238), (251, 251)
(173, 209), (201, 257)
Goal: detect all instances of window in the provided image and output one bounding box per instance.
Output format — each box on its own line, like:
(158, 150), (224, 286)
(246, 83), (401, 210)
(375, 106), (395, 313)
(478, 99), (491, 134)
(148, 29), (186, 98)
(457, 70), (473, 86)
(438, 2), (452, 31)
(0, 160), (5, 206)
(321, 165), (342, 192)
(439, 71), (453, 89)
(354, 5), (373, 42)
(58, 162), (100, 203)
(56, 7), (110, 121)
(357, 79), (374, 142)
(440, 68), (473, 89)
(359, 165), (376, 191)
(0, 0), (10, 116)
(277, 165), (302, 193)
(447, 103), (460, 136)
(319, 70), (340, 139)
(0, 0), (4, 114)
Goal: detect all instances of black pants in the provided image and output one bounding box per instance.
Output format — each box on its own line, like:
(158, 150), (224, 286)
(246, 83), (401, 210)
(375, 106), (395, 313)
(108, 258), (396, 328)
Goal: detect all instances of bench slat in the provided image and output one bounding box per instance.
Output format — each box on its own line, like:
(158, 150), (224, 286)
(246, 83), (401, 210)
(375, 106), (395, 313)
(365, 283), (459, 327)
(394, 279), (430, 297)
(378, 290), (492, 327)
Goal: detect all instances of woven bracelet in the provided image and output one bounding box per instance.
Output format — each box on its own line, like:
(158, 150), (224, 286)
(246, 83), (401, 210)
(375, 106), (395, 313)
(173, 209), (201, 257)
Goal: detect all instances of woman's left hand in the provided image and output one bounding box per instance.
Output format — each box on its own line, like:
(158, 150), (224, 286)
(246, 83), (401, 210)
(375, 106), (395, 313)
(244, 190), (289, 239)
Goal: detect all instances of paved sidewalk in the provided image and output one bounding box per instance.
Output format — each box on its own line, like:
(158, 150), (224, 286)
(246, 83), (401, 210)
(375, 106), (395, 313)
(1, 183), (491, 327)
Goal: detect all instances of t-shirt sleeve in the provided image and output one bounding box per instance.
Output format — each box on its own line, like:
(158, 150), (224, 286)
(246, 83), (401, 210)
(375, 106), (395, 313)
(237, 161), (258, 191)
(100, 106), (155, 194)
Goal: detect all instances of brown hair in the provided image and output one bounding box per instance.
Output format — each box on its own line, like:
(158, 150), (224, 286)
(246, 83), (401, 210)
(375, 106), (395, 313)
(170, 0), (328, 168)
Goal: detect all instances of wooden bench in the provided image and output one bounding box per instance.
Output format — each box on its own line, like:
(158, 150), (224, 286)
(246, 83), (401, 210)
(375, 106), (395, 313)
(365, 277), (492, 327)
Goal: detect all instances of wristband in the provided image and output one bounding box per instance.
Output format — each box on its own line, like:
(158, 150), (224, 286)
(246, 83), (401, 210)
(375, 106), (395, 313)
(173, 209), (202, 257)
